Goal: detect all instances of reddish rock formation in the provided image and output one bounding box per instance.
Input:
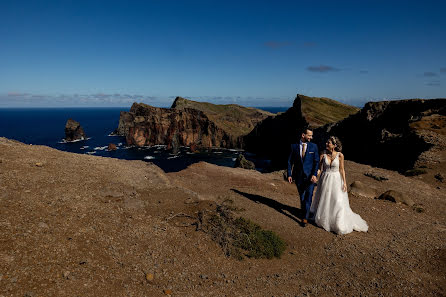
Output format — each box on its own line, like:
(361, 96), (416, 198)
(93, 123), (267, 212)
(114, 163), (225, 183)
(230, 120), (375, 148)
(116, 102), (242, 149)
(108, 143), (117, 151)
(64, 119), (86, 142)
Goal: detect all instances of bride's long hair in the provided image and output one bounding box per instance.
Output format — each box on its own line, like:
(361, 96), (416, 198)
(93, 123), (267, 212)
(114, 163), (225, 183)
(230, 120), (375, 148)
(328, 136), (342, 152)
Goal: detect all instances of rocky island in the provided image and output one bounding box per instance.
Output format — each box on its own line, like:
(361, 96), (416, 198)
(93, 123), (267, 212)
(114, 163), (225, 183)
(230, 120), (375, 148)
(64, 119), (86, 142)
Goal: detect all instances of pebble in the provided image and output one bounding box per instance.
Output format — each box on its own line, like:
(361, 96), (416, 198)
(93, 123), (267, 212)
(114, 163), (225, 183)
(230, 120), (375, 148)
(38, 222), (49, 228)
(35, 162), (43, 167)
(145, 273), (154, 282)
(63, 271), (70, 279)
(163, 289), (172, 295)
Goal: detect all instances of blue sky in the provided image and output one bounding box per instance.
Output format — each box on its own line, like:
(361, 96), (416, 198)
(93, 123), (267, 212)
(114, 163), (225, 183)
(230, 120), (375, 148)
(0, 0), (445, 107)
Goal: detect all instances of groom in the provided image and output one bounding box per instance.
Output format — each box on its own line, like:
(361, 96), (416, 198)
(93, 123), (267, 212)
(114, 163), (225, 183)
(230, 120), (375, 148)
(287, 128), (319, 226)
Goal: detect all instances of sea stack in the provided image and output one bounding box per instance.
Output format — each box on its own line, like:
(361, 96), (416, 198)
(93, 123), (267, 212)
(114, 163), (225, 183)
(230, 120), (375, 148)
(64, 119), (86, 142)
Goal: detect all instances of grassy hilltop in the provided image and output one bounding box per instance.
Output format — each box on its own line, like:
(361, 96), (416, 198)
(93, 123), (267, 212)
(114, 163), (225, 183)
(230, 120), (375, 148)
(171, 96), (274, 137)
(299, 95), (360, 127)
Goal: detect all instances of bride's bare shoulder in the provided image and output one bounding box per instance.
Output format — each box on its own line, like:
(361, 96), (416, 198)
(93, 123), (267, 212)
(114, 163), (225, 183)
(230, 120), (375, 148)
(338, 152), (345, 159)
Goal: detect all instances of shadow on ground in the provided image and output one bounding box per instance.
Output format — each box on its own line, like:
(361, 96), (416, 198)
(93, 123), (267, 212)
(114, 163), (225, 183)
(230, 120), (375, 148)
(231, 189), (306, 226)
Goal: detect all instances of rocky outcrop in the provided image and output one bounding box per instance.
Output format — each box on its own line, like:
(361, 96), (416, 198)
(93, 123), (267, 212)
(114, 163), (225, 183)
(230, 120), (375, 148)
(378, 190), (414, 206)
(314, 98), (446, 172)
(108, 143), (117, 151)
(171, 97), (273, 137)
(242, 94), (358, 170)
(349, 181), (377, 199)
(234, 154), (255, 170)
(116, 102), (243, 149)
(243, 95), (308, 170)
(64, 119), (86, 142)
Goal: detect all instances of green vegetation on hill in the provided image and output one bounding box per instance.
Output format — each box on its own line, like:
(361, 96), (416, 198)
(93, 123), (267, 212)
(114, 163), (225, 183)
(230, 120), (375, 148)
(171, 97), (273, 137)
(299, 95), (359, 127)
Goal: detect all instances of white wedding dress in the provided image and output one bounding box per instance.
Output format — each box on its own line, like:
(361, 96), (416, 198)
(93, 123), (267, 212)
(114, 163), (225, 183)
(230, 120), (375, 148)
(310, 153), (368, 235)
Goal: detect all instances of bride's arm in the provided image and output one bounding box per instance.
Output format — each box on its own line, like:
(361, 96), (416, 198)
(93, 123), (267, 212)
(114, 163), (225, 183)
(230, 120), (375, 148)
(317, 153), (324, 177)
(339, 153), (347, 192)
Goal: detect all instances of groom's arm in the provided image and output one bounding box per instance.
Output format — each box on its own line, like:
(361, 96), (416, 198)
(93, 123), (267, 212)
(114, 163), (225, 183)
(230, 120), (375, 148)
(287, 144), (295, 179)
(311, 144), (319, 178)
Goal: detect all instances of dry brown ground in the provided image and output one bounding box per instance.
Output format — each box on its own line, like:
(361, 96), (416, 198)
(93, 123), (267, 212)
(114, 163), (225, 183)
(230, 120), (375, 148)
(0, 137), (445, 297)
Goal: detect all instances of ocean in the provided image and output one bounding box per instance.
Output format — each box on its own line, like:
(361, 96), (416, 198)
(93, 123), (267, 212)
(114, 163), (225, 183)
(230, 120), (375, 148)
(0, 107), (287, 172)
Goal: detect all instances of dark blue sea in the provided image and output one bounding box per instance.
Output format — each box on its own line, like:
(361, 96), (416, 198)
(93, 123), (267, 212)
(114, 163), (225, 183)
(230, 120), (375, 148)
(0, 107), (287, 172)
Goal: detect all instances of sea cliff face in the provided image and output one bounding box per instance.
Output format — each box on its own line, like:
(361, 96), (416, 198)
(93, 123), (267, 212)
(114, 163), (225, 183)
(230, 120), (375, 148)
(314, 98), (446, 172)
(243, 95), (308, 169)
(117, 102), (242, 148)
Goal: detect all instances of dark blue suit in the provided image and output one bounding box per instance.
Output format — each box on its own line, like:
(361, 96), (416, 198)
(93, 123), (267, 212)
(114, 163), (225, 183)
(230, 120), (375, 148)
(287, 142), (319, 220)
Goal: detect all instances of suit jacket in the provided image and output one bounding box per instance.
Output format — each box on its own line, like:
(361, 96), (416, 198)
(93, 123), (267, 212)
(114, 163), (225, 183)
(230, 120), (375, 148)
(287, 142), (319, 183)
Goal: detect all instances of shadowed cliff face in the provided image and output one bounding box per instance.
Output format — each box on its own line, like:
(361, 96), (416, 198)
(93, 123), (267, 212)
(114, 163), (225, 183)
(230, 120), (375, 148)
(117, 102), (242, 148)
(314, 99), (446, 172)
(243, 95), (308, 170)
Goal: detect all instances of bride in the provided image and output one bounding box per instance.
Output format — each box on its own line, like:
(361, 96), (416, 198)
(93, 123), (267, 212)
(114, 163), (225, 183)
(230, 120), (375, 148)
(310, 136), (368, 235)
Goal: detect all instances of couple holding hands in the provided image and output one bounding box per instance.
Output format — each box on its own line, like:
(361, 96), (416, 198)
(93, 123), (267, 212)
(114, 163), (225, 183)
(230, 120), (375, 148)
(287, 128), (368, 235)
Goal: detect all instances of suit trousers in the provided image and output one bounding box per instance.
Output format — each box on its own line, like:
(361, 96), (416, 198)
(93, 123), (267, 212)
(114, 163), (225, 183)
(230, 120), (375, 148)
(296, 181), (315, 220)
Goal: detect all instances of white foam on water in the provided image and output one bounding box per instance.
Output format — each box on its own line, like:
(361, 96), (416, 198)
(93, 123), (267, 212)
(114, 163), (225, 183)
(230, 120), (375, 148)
(144, 156), (155, 160)
(86, 151), (96, 155)
(153, 144), (167, 149)
(94, 146), (108, 151)
(232, 158), (237, 161)
(58, 137), (91, 144)
(80, 146), (89, 150)
(167, 155), (179, 159)
(213, 151), (223, 154)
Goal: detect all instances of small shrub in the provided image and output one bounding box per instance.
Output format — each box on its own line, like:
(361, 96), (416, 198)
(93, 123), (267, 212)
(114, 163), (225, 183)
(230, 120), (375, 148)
(233, 217), (286, 259)
(404, 168), (427, 176)
(206, 206), (286, 260)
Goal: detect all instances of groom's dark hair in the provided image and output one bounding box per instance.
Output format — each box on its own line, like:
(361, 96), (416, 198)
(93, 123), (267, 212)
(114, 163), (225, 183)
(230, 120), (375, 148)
(301, 126), (313, 134)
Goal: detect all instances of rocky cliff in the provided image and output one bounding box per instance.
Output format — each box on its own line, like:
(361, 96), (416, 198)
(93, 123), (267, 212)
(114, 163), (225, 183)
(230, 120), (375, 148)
(116, 97), (274, 149)
(314, 98), (446, 172)
(117, 102), (241, 149)
(171, 97), (273, 137)
(243, 95), (308, 170)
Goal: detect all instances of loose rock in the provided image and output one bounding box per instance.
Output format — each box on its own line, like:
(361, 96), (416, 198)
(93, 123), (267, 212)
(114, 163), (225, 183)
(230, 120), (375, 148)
(108, 143), (117, 151)
(349, 181), (377, 199)
(377, 190), (414, 206)
(234, 154), (255, 170)
(145, 273), (154, 282)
